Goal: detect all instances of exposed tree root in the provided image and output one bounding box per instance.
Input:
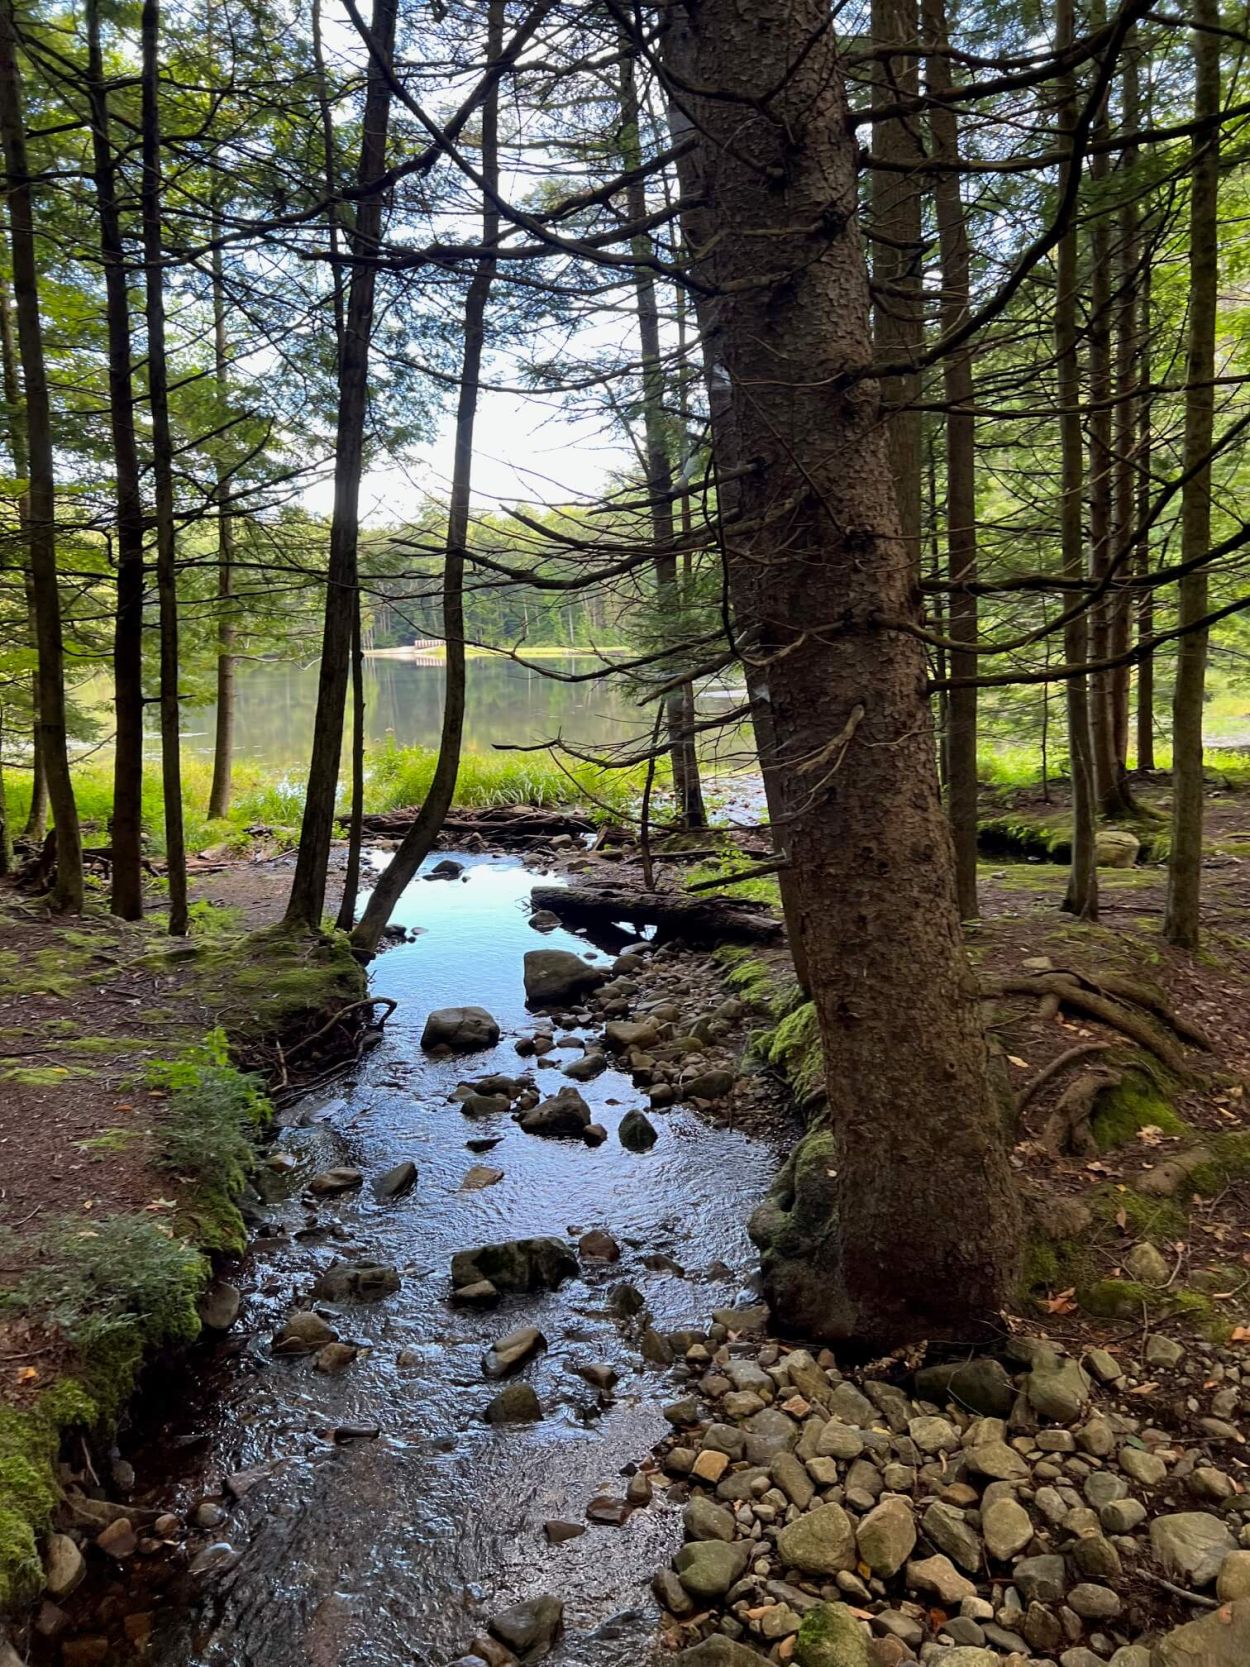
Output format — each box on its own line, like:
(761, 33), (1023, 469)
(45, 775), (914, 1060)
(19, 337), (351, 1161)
(985, 971), (1191, 1076)
(1038, 1069), (1121, 1155)
(1015, 1040), (1113, 1114)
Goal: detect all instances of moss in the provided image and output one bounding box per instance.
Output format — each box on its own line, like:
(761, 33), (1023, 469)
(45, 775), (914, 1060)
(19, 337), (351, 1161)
(0, 1381), (96, 1609)
(978, 815), (1072, 864)
(714, 946), (776, 1009)
(1182, 1130), (1250, 1198)
(763, 1001), (824, 1101)
(1089, 1186), (1189, 1243)
(1090, 1062), (1187, 1151)
(194, 923), (365, 1045)
(1079, 1277), (1215, 1323)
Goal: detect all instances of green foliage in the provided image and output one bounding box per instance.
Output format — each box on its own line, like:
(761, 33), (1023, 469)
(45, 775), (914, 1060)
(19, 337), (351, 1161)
(0, 1382), (95, 1608)
(684, 850), (782, 907)
(761, 1000), (824, 1101)
(194, 925), (365, 1050)
(977, 814), (1071, 863)
(363, 738), (659, 816)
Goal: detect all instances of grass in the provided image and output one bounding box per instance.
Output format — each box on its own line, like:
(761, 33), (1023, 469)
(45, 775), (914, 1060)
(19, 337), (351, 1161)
(977, 739), (1250, 796)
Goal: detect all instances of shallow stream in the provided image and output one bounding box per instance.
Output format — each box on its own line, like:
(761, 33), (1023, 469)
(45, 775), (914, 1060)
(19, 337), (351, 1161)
(130, 852), (779, 1667)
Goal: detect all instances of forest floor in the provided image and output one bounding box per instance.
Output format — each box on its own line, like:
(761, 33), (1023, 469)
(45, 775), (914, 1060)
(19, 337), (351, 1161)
(3, 773), (1250, 1663)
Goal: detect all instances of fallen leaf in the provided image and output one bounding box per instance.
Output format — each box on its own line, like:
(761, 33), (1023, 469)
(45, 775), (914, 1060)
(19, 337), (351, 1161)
(16, 1366), (38, 1383)
(1042, 1287), (1078, 1315)
(1007, 1055), (1030, 1069)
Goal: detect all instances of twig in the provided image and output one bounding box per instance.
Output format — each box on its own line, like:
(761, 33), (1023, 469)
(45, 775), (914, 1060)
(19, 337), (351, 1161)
(1143, 1571), (1219, 1609)
(282, 997), (398, 1064)
(688, 856), (790, 893)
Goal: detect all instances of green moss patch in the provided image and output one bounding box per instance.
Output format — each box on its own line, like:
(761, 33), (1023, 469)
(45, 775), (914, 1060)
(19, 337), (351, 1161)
(193, 923), (365, 1048)
(1090, 1062), (1187, 1151)
(978, 815), (1072, 864)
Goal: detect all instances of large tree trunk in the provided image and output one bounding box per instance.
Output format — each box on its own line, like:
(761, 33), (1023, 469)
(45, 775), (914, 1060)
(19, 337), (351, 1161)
(0, 0), (82, 910)
(1056, 0), (1097, 919)
(206, 207), (236, 823)
(1164, 0), (1219, 948)
(141, 0), (187, 935)
(1135, 256), (1155, 769)
(665, 0), (1020, 1345)
(924, 0), (978, 920)
(0, 238), (38, 854)
(350, 0), (502, 955)
(87, 0), (146, 918)
(285, 0), (399, 930)
(1110, 33), (1140, 795)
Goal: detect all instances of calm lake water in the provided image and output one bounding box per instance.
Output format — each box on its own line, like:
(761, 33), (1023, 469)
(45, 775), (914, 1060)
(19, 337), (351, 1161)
(175, 653), (752, 776)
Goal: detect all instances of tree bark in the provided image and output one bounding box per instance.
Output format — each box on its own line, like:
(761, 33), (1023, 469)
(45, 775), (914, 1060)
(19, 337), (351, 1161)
(0, 239), (39, 852)
(86, 0), (146, 918)
(1056, 0), (1098, 919)
(206, 203), (236, 823)
(0, 0), (82, 910)
(285, 0), (398, 930)
(665, 0), (1020, 1345)
(350, 0), (502, 954)
(1164, 0), (1219, 949)
(141, 0), (187, 934)
(924, 0), (977, 920)
(1135, 255), (1155, 768)
(1110, 31), (1140, 794)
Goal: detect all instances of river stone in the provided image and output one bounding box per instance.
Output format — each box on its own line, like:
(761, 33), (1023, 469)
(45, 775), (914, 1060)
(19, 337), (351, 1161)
(1013, 1554), (1067, 1604)
(450, 1279), (498, 1306)
(484, 1326), (546, 1377)
(460, 1093), (512, 1118)
(421, 1005), (500, 1052)
(578, 1228), (620, 1260)
(772, 1451), (815, 1509)
(817, 1422), (864, 1461)
(856, 1497), (916, 1577)
(307, 1167), (363, 1196)
(1218, 1549), (1250, 1599)
(826, 1382), (875, 1425)
(605, 1019), (660, 1051)
(374, 1160), (417, 1200)
(793, 1601), (871, 1667)
(451, 1236), (578, 1294)
(313, 1261), (401, 1302)
(528, 909), (560, 932)
(982, 1494), (1032, 1561)
(273, 1311), (337, 1354)
(675, 1539), (750, 1598)
(906, 1553), (976, 1605)
(563, 1051), (606, 1081)
(1069, 1581), (1122, 1620)
(523, 949), (606, 1006)
(198, 1282), (241, 1332)
(483, 1383), (543, 1424)
(1153, 1597), (1250, 1666)
(44, 1534), (84, 1599)
(618, 1108), (658, 1151)
(1150, 1512), (1237, 1585)
(964, 1439), (1030, 1482)
(461, 1165), (505, 1190)
(684, 1496), (736, 1543)
(743, 1407), (800, 1464)
(908, 1415), (959, 1455)
(314, 1341), (359, 1374)
(674, 1641), (772, 1666)
(489, 1594), (563, 1662)
(519, 1087), (591, 1137)
(681, 1068), (735, 1101)
(923, 1501), (982, 1571)
(1027, 1354), (1090, 1421)
(777, 1502), (856, 1575)
(913, 1357), (1014, 1417)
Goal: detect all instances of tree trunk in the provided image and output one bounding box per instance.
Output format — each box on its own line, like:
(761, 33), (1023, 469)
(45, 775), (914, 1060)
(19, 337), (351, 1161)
(1110, 31), (1140, 794)
(665, 0), (1020, 1345)
(619, 40), (705, 829)
(285, 0), (398, 931)
(924, 0), (977, 920)
(1164, 0), (1218, 949)
(1135, 257), (1155, 769)
(1056, 0), (1097, 919)
(141, 0), (187, 935)
(0, 0), (82, 910)
(335, 598), (366, 930)
(206, 205), (236, 823)
(0, 238), (37, 854)
(350, 0), (502, 954)
(87, 0), (146, 918)
(871, 0), (924, 565)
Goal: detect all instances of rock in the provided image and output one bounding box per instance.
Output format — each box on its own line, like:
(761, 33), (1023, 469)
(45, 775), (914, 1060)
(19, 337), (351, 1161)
(578, 1228), (619, 1260)
(1026, 1353), (1090, 1422)
(605, 1020), (660, 1051)
(583, 1123), (608, 1146)
(1218, 1549), (1250, 1600)
(931, 1653), (997, 1667)
(489, 1594), (564, 1663)
(484, 1383), (543, 1424)
(906, 1554), (975, 1605)
(793, 1601), (871, 1667)
(308, 1166), (363, 1196)
(273, 1311), (337, 1354)
(1120, 1445), (1167, 1486)
(923, 1501), (982, 1571)
(1068, 1581), (1122, 1620)
(198, 1282), (241, 1331)
(460, 1093), (512, 1118)
(1151, 1512), (1237, 1585)
(545, 1520), (585, 1544)
(575, 1363), (618, 1391)
(374, 1160), (417, 1200)
(563, 1051), (606, 1081)
(451, 1237), (578, 1294)
(908, 1415), (959, 1454)
(681, 1068), (735, 1100)
(586, 1495), (629, 1525)
(913, 1358), (1015, 1418)
(1013, 1554), (1067, 1604)
(1153, 1597), (1250, 1666)
(691, 1449), (730, 1484)
(743, 1406), (800, 1464)
(461, 1165), (505, 1190)
(523, 949), (606, 1006)
(1125, 1240), (1171, 1284)
(675, 1539), (751, 1597)
(1145, 1334), (1186, 1368)
(519, 1087), (592, 1137)
(44, 1534), (85, 1598)
(314, 1342), (359, 1374)
(684, 1497), (736, 1543)
(673, 1641), (773, 1666)
(965, 1439), (1030, 1482)
(777, 1502), (856, 1575)
(618, 1108), (658, 1151)
(982, 1495), (1032, 1561)
(450, 1279), (498, 1306)
(426, 858), (464, 879)
(528, 909), (560, 932)
(1096, 827), (1140, 867)
(856, 1497), (916, 1577)
(421, 1005), (500, 1052)
(484, 1326), (546, 1377)
(312, 1261), (401, 1301)
(96, 1518), (137, 1559)
(772, 1450), (815, 1509)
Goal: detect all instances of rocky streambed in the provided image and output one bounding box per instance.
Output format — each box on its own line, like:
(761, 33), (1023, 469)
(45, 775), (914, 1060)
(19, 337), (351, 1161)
(28, 850), (789, 1667)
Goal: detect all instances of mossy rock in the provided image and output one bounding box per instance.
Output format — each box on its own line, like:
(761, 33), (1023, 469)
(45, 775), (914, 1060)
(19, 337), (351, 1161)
(1090, 1060), (1187, 1151)
(977, 815), (1071, 865)
(795, 1599), (871, 1667)
(749, 1127), (848, 1336)
(1183, 1131), (1250, 1198)
(0, 1382), (96, 1611)
(1080, 1279), (1214, 1324)
(761, 1000), (824, 1101)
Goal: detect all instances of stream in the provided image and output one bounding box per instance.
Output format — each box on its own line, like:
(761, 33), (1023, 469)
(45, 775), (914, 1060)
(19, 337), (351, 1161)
(123, 851), (780, 1667)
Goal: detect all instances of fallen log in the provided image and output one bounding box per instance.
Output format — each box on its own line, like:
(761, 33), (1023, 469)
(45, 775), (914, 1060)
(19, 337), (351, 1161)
(529, 882), (783, 945)
(350, 803), (595, 839)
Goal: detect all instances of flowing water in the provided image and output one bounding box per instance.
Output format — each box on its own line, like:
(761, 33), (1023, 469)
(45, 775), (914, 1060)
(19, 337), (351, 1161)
(130, 852), (779, 1667)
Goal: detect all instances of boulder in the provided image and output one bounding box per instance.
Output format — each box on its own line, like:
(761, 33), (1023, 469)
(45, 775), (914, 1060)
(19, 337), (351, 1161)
(1150, 1512), (1237, 1586)
(519, 1087), (591, 1138)
(488, 1594), (563, 1663)
(451, 1237), (578, 1294)
(374, 1160), (417, 1200)
(674, 1539), (750, 1598)
(1153, 1597), (1250, 1666)
(523, 949), (606, 1006)
(483, 1383), (543, 1424)
(794, 1602), (871, 1667)
(421, 1006), (500, 1052)
(777, 1502), (856, 1575)
(618, 1108), (658, 1151)
(1096, 827), (1140, 868)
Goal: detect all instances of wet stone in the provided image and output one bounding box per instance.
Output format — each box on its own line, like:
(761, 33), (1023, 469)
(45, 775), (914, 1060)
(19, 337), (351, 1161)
(489, 1593), (564, 1663)
(374, 1159), (417, 1199)
(484, 1383), (543, 1424)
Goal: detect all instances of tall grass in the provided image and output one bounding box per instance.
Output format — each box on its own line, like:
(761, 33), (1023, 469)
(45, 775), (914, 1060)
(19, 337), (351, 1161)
(3, 741), (660, 855)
